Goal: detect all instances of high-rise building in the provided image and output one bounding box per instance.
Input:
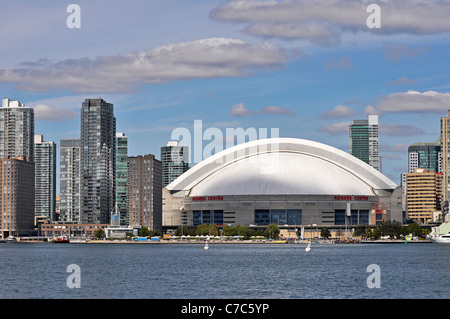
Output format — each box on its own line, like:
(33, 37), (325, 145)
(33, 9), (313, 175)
(115, 133), (129, 226)
(0, 98), (34, 162)
(349, 115), (379, 170)
(0, 98), (35, 238)
(161, 140), (189, 187)
(440, 110), (450, 205)
(129, 154), (162, 231)
(59, 139), (81, 222)
(408, 142), (441, 173)
(0, 157), (35, 237)
(407, 168), (442, 224)
(80, 98), (116, 224)
(34, 135), (56, 222)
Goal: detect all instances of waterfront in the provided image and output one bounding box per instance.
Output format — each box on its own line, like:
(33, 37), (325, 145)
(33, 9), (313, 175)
(0, 243), (449, 299)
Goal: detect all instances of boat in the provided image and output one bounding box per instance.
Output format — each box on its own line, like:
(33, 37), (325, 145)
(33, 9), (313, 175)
(6, 235), (17, 243)
(204, 237), (209, 250)
(429, 221), (450, 244)
(305, 241), (311, 252)
(53, 235), (70, 243)
(430, 233), (450, 244)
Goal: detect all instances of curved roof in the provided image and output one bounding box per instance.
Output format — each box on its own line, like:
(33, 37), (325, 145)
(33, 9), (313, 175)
(166, 138), (397, 196)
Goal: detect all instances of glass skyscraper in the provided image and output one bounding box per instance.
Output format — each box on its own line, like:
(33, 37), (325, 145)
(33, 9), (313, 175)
(34, 135), (56, 222)
(408, 142), (441, 173)
(59, 138), (81, 222)
(115, 133), (128, 226)
(349, 115), (379, 171)
(0, 98), (35, 237)
(0, 98), (34, 162)
(80, 98), (116, 224)
(161, 140), (189, 187)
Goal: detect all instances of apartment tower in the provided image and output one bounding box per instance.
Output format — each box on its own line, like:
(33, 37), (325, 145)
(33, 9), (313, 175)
(80, 98), (116, 224)
(115, 133), (129, 226)
(349, 115), (379, 170)
(34, 135), (56, 222)
(59, 139), (81, 222)
(128, 154), (162, 231)
(0, 98), (35, 237)
(161, 140), (189, 187)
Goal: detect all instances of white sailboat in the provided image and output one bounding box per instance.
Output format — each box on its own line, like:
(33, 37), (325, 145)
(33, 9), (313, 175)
(305, 241), (311, 252)
(204, 237), (209, 250)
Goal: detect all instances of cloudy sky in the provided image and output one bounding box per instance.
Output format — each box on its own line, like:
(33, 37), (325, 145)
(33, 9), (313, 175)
(2, 0), (450, 185)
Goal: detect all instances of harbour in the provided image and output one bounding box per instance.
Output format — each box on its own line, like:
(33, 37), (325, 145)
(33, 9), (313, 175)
(1, 242), (449, 299)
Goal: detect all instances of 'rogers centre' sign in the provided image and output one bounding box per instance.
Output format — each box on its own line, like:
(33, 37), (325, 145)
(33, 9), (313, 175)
(334, 195), (369, 201)
(192, 196), (224, 201)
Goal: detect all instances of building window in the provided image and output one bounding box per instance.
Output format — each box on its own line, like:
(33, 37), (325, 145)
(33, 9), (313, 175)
(255, 209), (270, 225)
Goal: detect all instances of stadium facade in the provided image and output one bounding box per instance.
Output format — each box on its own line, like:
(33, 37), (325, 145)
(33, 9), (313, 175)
(163, 138), (402, 229)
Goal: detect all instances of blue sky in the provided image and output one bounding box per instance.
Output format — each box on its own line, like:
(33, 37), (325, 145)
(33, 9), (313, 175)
(2, 0), (450, 185)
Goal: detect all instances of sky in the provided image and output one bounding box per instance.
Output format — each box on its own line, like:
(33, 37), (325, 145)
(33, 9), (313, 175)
(2, 0), (450, 186)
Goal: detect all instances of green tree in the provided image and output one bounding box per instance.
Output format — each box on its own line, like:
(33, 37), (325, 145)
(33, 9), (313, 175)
(94, 229), (105, 239)
(140, 226), (150, 237)
(405, 222), (422, 237)
(209, 224), (219, 236)
(321, 227), (331, 239)
(265, 224), (280, 240)
(196, 224), (209, 236)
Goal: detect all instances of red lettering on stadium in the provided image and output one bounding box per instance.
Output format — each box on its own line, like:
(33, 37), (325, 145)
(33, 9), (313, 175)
(191, 196), (223, 201)
(334, 195), (368, 201)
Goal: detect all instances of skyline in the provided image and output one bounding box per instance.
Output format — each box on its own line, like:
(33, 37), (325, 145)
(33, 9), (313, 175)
(3, 1), (450, 185)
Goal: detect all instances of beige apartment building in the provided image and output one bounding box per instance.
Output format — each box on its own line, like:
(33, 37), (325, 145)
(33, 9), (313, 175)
(0, 157), (35, 238)
(407, 168), (442, 224)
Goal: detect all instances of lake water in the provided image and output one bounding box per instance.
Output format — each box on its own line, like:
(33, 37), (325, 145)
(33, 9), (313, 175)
(0, 242), (449, 299)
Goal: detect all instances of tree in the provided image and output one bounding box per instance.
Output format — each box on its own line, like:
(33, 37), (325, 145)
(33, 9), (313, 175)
(321, 227), (331, 239)
(94, 229), (105, 239)
(265, 224), (280, 240)
(140, 227), (150, 237)
(405, 222), (422, 237)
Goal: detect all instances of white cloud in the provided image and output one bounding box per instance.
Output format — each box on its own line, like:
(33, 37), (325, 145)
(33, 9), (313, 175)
(230, 103), (259, 117)
(0, 38), (296, 93)
(320, 105), (355, 119)
(375, 90), (450, 113)
(33, 104), (78, 122)
(211, 0), (450, 45)
(319, 121), (351, 135)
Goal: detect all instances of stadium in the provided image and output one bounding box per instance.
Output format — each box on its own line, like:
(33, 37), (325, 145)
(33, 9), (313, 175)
(163, 138), (403, 236)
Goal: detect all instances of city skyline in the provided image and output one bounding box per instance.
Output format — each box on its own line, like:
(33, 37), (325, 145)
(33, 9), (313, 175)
(2, 1), (450, 185)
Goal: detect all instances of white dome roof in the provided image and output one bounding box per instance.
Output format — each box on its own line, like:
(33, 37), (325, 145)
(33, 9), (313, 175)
(166, 138), (397, 196)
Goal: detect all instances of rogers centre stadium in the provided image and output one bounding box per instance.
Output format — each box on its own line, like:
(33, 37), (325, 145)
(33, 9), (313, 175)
(162, 138), (403, 232)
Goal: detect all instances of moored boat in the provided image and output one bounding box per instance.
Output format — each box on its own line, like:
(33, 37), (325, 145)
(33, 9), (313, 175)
(53, 236), (70, 243)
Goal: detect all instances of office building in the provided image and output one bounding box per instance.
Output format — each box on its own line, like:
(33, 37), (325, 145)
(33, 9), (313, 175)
(349, 115), (379, 170)
(0, 157), (35, 238)
(0, 98), (35, 238)
(408, 142), (441, 173)
(161, 140), (189, 187)
(407, 168), (442, 224)
(441, 110), (450, 205)
(59, 139), (81, 222)
(163, 138), (402, 230)
(0, 98), (34, 162)
(34, 135), (56, 221)
(80, 98), (116, 224)
(129, 154), (162, 231)
(116, 133), (129, 226)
